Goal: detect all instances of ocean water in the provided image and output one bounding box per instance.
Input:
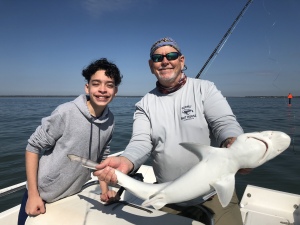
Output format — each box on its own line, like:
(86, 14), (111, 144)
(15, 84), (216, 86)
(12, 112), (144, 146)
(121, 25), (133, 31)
(0, 96), (299, 212)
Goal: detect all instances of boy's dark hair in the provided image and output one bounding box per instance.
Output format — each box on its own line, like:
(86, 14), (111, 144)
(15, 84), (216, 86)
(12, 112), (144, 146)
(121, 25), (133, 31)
(82, 58), (122, 86)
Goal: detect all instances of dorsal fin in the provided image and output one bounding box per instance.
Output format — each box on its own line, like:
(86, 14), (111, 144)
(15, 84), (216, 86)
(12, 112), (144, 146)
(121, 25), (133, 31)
(180, 142), (218, 160)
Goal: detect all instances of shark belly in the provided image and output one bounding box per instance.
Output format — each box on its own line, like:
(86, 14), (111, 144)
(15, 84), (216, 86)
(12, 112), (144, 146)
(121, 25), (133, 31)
(115, 170), (170, 200)
(142, 161), (228, 209)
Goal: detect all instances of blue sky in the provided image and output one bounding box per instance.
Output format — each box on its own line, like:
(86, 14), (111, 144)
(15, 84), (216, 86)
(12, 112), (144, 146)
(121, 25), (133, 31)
(0, 0), (299, 97)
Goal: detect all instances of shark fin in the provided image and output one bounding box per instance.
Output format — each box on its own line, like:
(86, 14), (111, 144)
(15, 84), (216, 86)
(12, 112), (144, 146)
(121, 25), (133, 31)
(210, 173), (235, 207)
(180, 142), (218, 160)
(141, 193), (167, 210)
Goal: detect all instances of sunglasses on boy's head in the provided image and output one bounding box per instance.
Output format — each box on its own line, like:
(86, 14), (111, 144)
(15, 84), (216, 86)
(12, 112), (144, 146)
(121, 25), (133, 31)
(151, 52), (181, 62)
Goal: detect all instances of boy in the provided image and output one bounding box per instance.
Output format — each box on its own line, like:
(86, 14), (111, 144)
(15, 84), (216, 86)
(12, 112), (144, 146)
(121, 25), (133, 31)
(18, 58), (122, 225)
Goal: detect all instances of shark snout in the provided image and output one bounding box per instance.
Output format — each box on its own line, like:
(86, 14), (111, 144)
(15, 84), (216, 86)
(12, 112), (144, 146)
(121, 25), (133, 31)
(257, 131), (291, 160)
(246, 131), (291, 165)
(268, 131), (291, 152)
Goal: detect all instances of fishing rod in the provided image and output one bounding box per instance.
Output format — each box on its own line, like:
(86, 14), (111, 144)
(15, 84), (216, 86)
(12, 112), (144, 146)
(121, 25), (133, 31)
(195, 0), (253, 78)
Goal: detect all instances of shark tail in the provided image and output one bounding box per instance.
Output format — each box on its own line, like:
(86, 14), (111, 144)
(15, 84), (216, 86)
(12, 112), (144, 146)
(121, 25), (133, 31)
(141, 194), (167, 210)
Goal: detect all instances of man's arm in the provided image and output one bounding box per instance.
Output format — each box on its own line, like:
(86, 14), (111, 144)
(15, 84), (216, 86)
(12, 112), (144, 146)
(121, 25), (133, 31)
(203, 81), (244, 146)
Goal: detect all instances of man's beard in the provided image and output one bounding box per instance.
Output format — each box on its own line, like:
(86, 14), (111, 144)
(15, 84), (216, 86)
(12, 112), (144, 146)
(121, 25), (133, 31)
(157, 72), (179, 85)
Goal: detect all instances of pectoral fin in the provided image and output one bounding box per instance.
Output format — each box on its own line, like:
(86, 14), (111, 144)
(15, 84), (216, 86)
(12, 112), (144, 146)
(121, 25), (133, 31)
(210, 174), (235, 207)
(142, 193), (167, 210)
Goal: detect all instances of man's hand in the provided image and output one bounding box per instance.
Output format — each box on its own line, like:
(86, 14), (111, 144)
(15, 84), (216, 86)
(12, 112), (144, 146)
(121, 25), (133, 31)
(238, 168), (252, 175)
(222, 137), (252, 175)
(94, 156), (133, 185)
(221, 137), (236, 148)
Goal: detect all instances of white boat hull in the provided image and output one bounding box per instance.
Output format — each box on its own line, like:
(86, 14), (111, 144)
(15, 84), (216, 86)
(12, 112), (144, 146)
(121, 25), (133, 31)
(0, 164), (299, 225)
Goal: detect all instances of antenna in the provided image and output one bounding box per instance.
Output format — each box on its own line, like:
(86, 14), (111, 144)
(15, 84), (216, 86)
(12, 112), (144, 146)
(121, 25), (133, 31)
(195, 0), (254, 78)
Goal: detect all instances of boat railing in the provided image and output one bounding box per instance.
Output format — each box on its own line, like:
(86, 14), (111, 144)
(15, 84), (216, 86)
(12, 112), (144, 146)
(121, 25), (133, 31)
(0, 182), (27, 198)
(0, 151), (124, 198)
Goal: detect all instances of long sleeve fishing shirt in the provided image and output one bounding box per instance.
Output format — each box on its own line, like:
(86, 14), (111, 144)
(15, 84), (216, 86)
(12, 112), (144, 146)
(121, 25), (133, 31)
(122, 77), (243, 184)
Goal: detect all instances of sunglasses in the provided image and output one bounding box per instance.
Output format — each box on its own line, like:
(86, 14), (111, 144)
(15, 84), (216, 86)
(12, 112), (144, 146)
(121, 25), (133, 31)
(151, 52), (181, 62)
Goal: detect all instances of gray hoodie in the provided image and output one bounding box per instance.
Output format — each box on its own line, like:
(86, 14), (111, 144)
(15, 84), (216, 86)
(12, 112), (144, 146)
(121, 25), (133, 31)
(26, 94), (114, 202)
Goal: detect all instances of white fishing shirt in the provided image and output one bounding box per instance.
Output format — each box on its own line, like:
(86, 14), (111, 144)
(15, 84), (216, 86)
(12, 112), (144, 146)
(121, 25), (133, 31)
(122, 77), (243, 184)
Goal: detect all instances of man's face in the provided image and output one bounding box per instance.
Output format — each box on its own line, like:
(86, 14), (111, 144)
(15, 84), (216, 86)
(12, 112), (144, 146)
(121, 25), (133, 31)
(149, 46), (185, 87)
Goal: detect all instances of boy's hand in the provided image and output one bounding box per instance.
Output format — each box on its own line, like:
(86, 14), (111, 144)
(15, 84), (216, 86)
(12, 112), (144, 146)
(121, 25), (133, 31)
(26, 195), (46, 216)
(100, 190), (120, 203)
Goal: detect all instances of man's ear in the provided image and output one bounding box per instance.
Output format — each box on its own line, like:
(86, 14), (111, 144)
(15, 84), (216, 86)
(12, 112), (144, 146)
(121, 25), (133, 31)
(180, 55), (185, 70)
(148, 59), (154, 74)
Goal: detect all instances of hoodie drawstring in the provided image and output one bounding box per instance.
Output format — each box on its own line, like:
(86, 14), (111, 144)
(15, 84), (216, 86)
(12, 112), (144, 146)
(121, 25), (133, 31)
(89, 118), (103, 168)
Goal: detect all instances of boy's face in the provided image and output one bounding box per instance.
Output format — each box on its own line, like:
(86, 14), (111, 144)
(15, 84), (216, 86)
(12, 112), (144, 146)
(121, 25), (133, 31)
(85, 70), (118, 114)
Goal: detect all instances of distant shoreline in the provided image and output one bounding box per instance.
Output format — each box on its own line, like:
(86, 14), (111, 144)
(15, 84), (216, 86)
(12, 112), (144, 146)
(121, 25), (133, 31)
(0, 95), (143, 98)
(0, 95), (298, 98)
(243, 96), (299, 98)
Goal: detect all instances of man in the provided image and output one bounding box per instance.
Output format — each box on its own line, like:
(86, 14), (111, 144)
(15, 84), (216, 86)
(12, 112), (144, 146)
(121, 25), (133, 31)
(95, 38), (244, 225)
(18, 58), (122, 225)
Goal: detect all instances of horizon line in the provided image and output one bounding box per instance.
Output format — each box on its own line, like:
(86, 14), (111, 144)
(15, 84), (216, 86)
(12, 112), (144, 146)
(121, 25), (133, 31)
(0, 95), (298, 98)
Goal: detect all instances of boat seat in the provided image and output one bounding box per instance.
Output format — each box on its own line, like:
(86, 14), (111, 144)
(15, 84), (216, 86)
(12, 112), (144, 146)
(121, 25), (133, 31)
(240, 185), (300, 225)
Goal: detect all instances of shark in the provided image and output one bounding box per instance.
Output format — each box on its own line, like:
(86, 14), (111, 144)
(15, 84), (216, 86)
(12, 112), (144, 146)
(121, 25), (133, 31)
(68, 131), (291, 210)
